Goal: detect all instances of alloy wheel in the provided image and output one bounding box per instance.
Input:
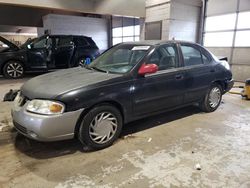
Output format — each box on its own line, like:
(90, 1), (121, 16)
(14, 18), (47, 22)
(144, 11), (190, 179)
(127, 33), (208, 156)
(6, 62), (24, 78)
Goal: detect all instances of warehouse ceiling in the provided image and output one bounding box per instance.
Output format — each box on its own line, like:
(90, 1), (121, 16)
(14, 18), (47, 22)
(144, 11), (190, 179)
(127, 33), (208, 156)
(0, 4), (103, 28)
(0, 0), (146, 17)
(0, 0), (145, 34)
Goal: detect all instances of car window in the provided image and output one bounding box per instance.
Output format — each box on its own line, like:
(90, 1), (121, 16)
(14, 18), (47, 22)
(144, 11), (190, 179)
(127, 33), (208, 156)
(202, 54), (210, 64)
(147, 45), (178, 71)
(77, 38), (88, 47)
(33, 37), (52, 49)
(148, 50), (161, 64)
(57, 37), (73, 47)
(181, 45), (203, 66)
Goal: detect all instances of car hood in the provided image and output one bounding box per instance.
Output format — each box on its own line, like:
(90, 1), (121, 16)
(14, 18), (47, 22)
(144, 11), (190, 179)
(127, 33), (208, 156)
(0, 36), (19, 50)
(21, 67), (121, 99)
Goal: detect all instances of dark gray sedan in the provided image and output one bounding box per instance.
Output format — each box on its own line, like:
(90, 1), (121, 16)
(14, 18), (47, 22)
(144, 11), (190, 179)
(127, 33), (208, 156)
(12, 40), (233, 150)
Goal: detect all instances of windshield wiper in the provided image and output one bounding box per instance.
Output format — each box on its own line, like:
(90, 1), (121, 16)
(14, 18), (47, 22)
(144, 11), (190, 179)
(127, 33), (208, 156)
(91, 66), (108, 73)
(84, 65), (118, 74)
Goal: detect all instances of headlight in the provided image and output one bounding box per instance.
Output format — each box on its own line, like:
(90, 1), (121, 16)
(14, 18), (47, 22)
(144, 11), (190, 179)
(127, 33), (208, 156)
(26, 100), (65, 115)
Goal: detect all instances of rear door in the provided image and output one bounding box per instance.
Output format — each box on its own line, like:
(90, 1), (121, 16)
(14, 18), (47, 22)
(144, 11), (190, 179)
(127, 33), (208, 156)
(27, 36), (51, 69)
(133, 43), (187, 116)
(180, 43), (216, 103)
(53, 36), (75, 68)
(73, 37), (92, 65)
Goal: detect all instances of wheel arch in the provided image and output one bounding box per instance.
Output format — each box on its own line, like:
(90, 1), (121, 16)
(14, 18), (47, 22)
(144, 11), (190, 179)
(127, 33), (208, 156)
(212, 80), (226, 93)
(74, 100), (125, 137)
(1, 59), (26, 74)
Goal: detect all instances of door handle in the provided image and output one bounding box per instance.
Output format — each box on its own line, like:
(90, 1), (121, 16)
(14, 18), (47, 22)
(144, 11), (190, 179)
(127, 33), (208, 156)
(175, 74), (183, 80)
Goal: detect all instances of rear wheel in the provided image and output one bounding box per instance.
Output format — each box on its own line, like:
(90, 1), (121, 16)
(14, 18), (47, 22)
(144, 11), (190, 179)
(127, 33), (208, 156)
(200, 84), (222, 112)
(3, 61), (24, 79)
(78, 104), (123, 150)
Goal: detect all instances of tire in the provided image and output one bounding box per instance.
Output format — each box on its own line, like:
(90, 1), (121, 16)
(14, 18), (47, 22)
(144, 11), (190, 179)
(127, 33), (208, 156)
(200, 83), (222, 112)
(78, 104), (123, 150)
(3, 61), (24, 79)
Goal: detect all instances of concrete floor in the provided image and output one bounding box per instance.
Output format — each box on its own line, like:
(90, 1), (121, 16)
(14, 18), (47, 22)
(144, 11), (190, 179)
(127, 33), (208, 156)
(0, 76), (250, 188)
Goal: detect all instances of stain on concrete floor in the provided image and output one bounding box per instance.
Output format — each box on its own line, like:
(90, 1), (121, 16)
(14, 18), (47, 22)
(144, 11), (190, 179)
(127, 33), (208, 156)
(0, 78), (250, 188)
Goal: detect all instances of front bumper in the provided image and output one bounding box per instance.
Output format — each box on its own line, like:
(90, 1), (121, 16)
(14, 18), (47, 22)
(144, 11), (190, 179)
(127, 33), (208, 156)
(11, 102), (84, 142)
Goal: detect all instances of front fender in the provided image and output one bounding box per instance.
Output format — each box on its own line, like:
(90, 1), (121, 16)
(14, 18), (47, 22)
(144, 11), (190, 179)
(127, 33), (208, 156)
(57, 81), (134, 123)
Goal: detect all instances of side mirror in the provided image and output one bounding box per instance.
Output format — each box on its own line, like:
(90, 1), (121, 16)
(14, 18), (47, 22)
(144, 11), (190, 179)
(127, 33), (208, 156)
(138, 63), (158, 76)
(27, 44), (32, 49)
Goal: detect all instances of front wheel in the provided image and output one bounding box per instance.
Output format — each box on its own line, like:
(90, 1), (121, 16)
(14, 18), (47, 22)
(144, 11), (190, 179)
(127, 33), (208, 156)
(78, 104), (123, 150)
(3, 61), (24, 79)
(200, 84), (222, 112)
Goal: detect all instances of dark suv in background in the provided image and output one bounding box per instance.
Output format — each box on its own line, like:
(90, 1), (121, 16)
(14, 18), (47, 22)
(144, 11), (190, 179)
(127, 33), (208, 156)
(0, 35), (100, 78)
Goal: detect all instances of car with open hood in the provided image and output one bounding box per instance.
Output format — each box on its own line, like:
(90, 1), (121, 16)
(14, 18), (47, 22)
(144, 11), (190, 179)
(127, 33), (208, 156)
(11, 40), (234, 150)
(0, 35), (99, 78)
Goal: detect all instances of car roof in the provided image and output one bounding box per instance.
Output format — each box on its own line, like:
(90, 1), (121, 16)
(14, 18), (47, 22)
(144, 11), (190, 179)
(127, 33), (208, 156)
(44, 35), (90, 38)
(122, 40), (200, 46)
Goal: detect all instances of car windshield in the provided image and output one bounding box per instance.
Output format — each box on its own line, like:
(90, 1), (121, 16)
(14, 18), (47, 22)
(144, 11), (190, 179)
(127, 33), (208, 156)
(20, 37), (37, 49)
(88, 44), (151, 74)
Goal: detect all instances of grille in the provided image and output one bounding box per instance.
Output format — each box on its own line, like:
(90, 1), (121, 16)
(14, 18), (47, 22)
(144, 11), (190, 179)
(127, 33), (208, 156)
(13, 121), (28, 134)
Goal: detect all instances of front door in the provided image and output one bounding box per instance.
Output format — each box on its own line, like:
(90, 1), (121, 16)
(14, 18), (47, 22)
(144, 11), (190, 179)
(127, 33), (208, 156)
(27, 36), (51, 69)
(133, 44), (187, 116)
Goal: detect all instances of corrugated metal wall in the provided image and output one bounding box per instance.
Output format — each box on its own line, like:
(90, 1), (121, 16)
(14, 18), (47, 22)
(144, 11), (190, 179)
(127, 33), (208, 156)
(204, 0), (250, 81)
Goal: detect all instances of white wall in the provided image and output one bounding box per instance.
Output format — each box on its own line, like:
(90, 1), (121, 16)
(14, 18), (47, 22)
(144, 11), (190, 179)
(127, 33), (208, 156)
(143, 0), (201, 42)
(42, 14), (108, 50)
(169, 0), (201, 41)
(145, 0), (171, 40)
